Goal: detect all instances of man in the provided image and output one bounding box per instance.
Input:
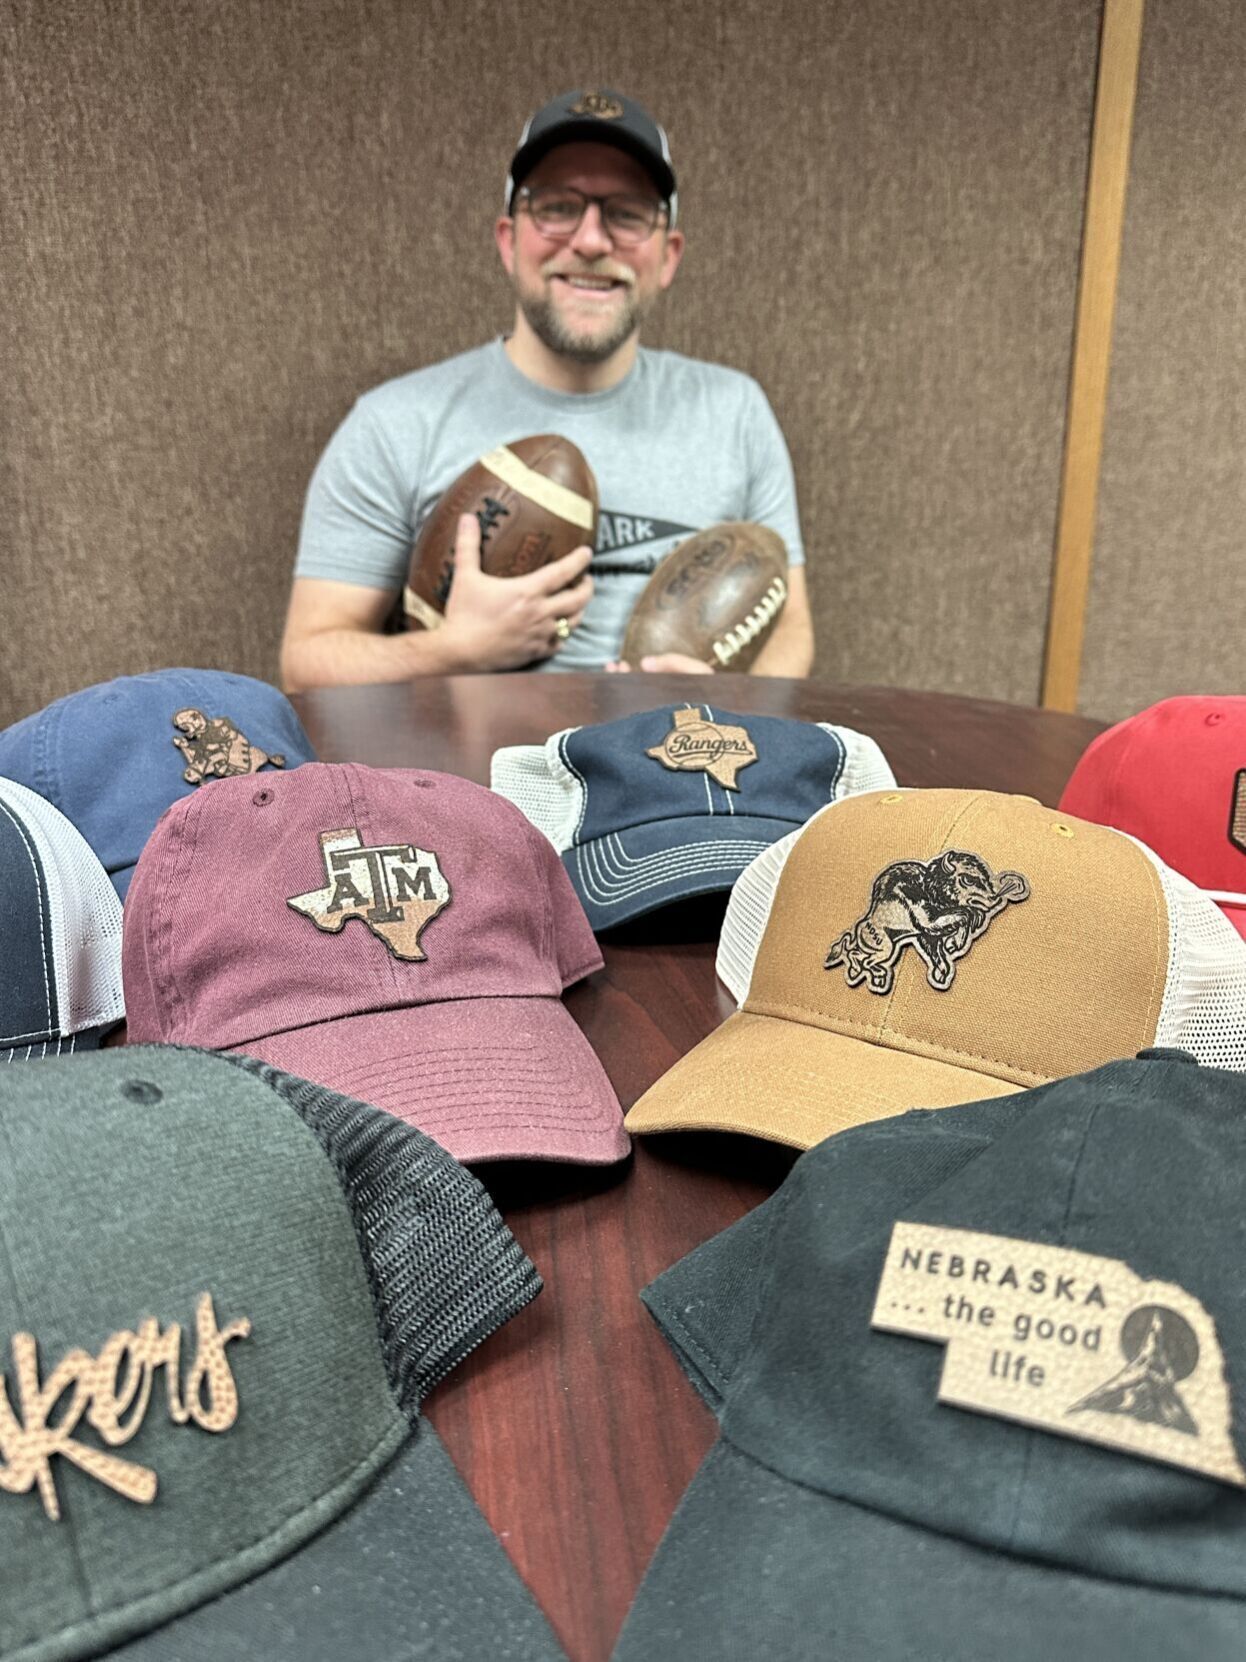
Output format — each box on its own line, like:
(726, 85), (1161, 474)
(281, 90), (814, 688)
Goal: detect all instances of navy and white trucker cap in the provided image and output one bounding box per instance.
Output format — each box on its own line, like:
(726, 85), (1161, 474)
(0, 776), (124, 1060)
(0, 670), (317, 899)
(491, 703), (895, 929)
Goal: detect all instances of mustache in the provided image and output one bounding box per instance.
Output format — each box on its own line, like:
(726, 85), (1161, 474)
(541, 260), (636, 287)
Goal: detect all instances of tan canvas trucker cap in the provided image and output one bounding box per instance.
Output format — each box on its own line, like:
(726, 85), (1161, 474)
(624, 788), (1246, 1147)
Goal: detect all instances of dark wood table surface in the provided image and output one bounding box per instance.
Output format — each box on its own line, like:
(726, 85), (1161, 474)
(290, 673), (1106, 1662)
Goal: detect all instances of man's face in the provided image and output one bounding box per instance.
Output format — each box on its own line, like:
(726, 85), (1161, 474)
(496, 142), (684, 365)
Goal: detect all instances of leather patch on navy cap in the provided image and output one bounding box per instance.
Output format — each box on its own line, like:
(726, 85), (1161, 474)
(825, 850), (1030, 994)
(172, 708), (286, 785)
(570, 92), (623, 119)
(645, 707), (758, 792)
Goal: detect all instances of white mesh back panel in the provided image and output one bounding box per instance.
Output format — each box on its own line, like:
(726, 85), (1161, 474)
(0, 778), (124, 1034)
(1145, 846), (1246, 1070)
(490, 730), (584, 852)
(823, 724), (898, 797)
(716, 800), (852, 1004)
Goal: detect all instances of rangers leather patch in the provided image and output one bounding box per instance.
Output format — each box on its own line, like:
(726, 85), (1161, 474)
(287, 829), (451, 961)
(1230, 770), (1246, 856)
(570, 92), (624, 120)
(645, 707), (758, 792)
(0, 1293), (251, 1520)
(172, 708), (285, 785)
(825, 850), (1030, 994)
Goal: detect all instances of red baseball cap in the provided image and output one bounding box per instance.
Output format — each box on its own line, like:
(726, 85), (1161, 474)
(123, 762), (629, 1163)
(1059, 696), (1246, 940)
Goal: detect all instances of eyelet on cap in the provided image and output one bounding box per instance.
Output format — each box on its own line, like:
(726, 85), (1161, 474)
(122, 1081), (164, 1105)
(253, 788), (274, 807)
(1052, 823), (1075, 839)
(880, 793), (903, 804)
(1205, 712), (1224, 726)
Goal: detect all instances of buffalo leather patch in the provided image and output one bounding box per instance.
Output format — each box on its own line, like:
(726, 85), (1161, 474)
(825, 849), (1030, 994)
(645, 707), (758, 792)
(172, 708), (286, 785)
(873, 1223), (1245, 1489)
(0, 1293), (251, 1520)
(1231, 770), (1246, 856)
(570, 92), (624, 119)
(287, 828), (450, 961)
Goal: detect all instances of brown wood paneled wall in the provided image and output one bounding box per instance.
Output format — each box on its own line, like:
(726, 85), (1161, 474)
(5, 1), (1228, 731)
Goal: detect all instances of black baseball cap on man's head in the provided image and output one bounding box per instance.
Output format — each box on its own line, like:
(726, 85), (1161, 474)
(505, 89), (678, 219)
(618, 1052), (1246, 1660)
(0, 1046), (562, 1662)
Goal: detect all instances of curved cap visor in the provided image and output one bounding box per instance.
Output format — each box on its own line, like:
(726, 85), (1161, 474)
(109, 1423), (563, 1661)
(566, 814), (798, 929)
(624, 1009), (1024, 1148)
(232, 995), (629, 1165)
(613, 1438), (1246, 1662)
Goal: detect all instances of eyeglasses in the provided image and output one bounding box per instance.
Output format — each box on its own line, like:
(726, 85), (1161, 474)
(515, 185), (668, 246)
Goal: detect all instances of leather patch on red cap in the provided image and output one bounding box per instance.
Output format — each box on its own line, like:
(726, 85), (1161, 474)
(570, 92), (623, 119)
(645, 707), (758, 791)
(287, 828), (451, 961)
(824, 850), (1030, 994)
(172, 708), (286, 785)
(1230, 770), (1246, 856)
(0, 1294), (251, 1520)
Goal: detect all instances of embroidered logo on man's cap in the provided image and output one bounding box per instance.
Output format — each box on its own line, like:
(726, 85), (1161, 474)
(646, 707), (758, 792)
(570, 92), (624, 119)
(172, 708), (286, 786)
(825, 850), (1030, 994)
(0, 1294), (250, 1520)
(287, 829), (451, 961)
(1230, 770), (1246, 857)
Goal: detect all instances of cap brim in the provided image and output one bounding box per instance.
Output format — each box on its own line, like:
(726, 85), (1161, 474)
(624, 1009), (1025, 1149)
(109, 1422), (563, 1661)
(613, 1438), (1244, 1662)
(231, 995), (629, 1165)
(566, 815), (795, 929)
(1, 1026), (107, 1064)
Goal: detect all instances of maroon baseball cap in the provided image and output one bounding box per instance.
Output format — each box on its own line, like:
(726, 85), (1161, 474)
(122, 762), (629, 1164)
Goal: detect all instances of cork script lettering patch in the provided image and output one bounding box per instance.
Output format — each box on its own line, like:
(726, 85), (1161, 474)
(646, 707), (758, 792)
(570, 91), (624, 119)
(824, 851), (1030, 994)
(171, 708), (286, 786)
(872, 1223), (1246, 1489)
(1230, 769), (1246, 857)
(287, 828), (451, 961)
(0, 1294), (251, 1520)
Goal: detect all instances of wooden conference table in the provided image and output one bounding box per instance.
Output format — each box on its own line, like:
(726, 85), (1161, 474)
(290, 673), (1106, 1662)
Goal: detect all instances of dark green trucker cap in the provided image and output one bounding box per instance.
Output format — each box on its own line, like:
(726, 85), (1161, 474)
(618, 1052), (1246, 1660)
(0, 1046), (563, 1662)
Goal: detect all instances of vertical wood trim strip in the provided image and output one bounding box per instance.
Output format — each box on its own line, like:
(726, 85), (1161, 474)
(1041, 0), (1146, 711)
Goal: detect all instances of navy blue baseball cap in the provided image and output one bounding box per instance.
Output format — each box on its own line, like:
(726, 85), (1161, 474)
(491, 703), (895, 929)
(505, 89), (678, 220)
(0, 670), (316, 900)
(0, 776), (124, 1059)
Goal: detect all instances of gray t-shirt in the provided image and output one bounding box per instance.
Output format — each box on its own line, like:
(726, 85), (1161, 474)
(295, 339), (804, 671)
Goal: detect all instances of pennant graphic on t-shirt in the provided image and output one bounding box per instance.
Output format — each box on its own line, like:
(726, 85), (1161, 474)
(594, 511), (696, 563)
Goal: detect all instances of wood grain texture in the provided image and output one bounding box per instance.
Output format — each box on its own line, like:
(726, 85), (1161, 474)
(291, 672), (1104, 1661)
(1042, 0), (1146, 711)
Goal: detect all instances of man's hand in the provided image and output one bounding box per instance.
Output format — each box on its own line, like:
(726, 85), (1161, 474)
(605, 654), (714, 674)
(440, 515), (593, 671)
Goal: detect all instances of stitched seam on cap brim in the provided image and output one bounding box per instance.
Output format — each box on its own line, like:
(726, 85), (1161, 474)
(647, 1298), (730, 1403)
(7, 1419), (410, 1661)
(712, 1438), (1246, 1604)
(739, 999), (1049, 1085)
(220, 991), (573, 1054)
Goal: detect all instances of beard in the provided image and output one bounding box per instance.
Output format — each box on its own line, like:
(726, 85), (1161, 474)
(515, 267), (653, 364)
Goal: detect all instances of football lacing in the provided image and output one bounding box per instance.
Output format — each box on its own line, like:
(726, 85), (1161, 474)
(711, 576), (789, 666)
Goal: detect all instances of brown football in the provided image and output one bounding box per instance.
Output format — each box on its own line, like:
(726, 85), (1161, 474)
(620, 522), (789, 670)
(403, 435), (598, 629)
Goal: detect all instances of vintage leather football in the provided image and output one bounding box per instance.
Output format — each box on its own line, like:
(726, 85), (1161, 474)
(620, 522), (789, 670)
(403, 436), (598, 629)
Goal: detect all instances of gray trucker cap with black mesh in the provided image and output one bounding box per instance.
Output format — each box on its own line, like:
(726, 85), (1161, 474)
(0, 1046), (562, 1662)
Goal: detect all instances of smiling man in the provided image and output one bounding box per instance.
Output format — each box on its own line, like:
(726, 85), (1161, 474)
(282, 90), (814, 687)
